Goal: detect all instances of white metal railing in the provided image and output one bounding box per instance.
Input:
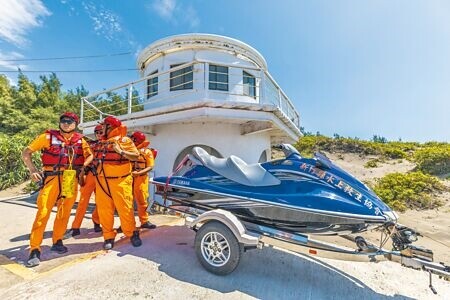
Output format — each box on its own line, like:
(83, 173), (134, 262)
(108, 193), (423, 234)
(80, 61), (300, 128)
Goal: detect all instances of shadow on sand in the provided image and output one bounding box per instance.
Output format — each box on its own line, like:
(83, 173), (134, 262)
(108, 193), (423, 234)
(114, 225), (413, 300)
(0, 195), (415, 299)
(0, 194), (103, 266)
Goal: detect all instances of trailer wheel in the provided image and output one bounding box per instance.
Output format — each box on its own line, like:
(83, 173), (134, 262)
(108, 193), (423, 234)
(194, 221), (243, 275)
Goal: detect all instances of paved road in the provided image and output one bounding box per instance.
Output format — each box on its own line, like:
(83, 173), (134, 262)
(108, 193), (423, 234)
(0, 194), (449, 299)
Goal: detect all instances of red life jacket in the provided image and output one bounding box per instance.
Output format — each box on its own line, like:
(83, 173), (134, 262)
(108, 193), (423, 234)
(88, 139), (99, 148)
(94, 140), (128, 165)
(41, 130), (85, 170)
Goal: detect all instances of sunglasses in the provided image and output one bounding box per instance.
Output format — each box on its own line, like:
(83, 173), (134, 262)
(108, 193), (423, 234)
(60, 118), (75, 124)
(94, 131), (102, 134)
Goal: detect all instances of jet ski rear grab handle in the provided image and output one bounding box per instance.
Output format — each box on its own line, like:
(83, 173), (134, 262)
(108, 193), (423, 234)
(158, 204), (450, 294)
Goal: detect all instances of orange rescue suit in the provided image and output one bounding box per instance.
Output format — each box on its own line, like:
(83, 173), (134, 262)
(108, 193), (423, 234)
(28, 131), (92, 252)
(94, 125), (138, 240)
(71, 171), (100, 229)
(71, 140), (101, 229)
(132, 141), (155, 224)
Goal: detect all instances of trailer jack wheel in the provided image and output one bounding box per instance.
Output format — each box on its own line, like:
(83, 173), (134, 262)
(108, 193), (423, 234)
(355, 236), (369, 252)
(194, 221), (243, 275)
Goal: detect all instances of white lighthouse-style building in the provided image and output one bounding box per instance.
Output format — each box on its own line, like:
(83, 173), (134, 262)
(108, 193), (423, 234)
(80, 33), (301, 180)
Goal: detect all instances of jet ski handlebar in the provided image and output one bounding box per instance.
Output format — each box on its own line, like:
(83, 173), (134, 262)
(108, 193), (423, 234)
(272, 144), (301, 158)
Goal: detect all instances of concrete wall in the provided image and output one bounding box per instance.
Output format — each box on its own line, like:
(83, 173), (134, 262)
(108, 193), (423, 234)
(148, 121), (270, 178)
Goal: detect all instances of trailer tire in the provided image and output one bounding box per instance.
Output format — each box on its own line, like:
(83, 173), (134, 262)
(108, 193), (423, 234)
(194, 221), (243, 275)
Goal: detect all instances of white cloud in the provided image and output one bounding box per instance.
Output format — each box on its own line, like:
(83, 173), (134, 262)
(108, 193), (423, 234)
(151, 0), (200, 29)
(152, 0), (176, 20)
(59, 0), (78, 17)
(5, 75), (17, 86)
(0, 51), (27, 71)
(82, 2), (123, 42)
(184, 5), (200, 29)
(0, 0), (51, 47)
(81, 1), (139, 49)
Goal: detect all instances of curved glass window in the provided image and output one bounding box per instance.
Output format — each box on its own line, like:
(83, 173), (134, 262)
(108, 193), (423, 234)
(243, 71), (256, 98)
(170, 64), (193, 91)
(146, 70), (158, 99)
(209, 65), (228, 91)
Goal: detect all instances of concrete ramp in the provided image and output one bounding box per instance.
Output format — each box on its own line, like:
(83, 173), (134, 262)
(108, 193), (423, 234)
(0, 196), (448, 299)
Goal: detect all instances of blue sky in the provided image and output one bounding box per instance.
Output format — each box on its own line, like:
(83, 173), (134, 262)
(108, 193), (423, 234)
(1, 0), (449, 142)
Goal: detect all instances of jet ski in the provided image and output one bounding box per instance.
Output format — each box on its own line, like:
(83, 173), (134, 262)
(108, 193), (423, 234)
(152, 144), (398, 235)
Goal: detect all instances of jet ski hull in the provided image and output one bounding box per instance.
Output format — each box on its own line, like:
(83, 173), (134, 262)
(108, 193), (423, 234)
(154, 181), (387, 235)
(152, 145), (396, 236)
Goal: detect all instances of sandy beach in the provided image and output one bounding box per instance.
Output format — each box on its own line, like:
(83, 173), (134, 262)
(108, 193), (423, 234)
(0, 155), (449, 299)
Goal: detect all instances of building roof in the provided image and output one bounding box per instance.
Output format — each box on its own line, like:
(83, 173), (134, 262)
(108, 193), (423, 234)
(136, 33), (268, 71)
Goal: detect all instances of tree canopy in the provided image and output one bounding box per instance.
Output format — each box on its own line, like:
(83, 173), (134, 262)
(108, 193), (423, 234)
(0, 72), (141, 189)
(0, 73), (89, 138)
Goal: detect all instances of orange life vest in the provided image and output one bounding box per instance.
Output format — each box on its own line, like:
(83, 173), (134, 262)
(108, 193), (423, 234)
(41, 130), (85, 170)
(133, 141), (151, 171)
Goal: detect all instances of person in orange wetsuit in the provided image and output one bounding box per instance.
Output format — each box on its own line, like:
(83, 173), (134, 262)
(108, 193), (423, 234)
(65, 125), (103, 237)
(94, 116), (142, 250)
(22, 112), (93, 267)
(130, 131), (157, 229)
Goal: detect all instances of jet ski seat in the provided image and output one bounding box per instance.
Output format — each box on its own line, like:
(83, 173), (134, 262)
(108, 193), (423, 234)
(192, 147), (281, 187)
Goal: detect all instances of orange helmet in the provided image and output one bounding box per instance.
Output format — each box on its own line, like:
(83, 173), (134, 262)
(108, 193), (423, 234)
(60, 112), (79, 124)
(131, 131), (146, 144)
(101, 116), (121, 128)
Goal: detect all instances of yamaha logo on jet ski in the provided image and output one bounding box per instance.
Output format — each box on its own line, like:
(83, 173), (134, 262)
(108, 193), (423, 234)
(173, 179), (190, 186)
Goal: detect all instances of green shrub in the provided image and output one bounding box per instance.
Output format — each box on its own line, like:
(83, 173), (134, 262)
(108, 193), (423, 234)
(23, 181), (39, 193)
(295, 135), (333, 157)
(414, 146), (450, 175)
(294, 135), (448, 163)
(372, 172), (447, 212)
(365, 159), (380, 168)
(0, 134), (41, 190)
(383, 147), (407, 159)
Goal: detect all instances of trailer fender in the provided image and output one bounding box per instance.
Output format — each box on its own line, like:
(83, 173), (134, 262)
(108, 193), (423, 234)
(185, 209), (260, 247)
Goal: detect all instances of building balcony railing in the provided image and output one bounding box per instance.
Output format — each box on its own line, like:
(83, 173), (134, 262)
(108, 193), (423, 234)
(80, 61), (300, 129)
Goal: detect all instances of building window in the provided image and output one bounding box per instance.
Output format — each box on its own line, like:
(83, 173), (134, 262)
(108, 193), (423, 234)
(170, 64), (193, 91)
(209, 65), (228, 91)
(147, 70), (158, 99)
(243, 71), (256, 98)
